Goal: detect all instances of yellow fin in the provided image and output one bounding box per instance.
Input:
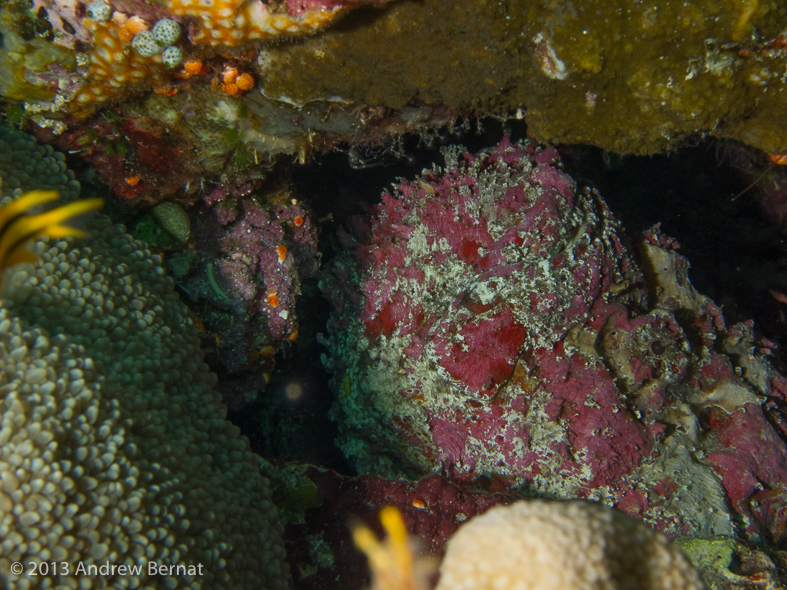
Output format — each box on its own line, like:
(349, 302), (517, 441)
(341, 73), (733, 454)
(0, 193), (104, 272)
(352, 524), (392, 572)
(0, 190), (60, 233)
(44, 225), (89, 239)
(6, 197), (104, 240)
(379, 506), (413, 576)
(2, 243), (39, 268)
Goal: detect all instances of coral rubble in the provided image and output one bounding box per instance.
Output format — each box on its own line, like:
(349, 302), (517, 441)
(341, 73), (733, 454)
(180, 192), (320, 410)
(33, 85), (461, 209)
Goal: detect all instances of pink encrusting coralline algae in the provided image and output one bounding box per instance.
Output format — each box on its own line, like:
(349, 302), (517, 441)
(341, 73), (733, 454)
(320, 138), (787, 544)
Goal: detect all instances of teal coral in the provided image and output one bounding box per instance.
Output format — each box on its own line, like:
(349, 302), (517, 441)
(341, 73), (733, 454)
(0, 126), (288, 588)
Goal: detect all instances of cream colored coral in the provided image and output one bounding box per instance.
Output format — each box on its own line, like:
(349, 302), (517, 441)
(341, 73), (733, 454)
(0, 126), (288, 589)
(436, 500), (704, 590)
(164, 0), (343, 46)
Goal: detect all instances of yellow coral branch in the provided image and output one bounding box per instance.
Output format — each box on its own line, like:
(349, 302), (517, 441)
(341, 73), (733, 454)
(352, 506), (434, 590)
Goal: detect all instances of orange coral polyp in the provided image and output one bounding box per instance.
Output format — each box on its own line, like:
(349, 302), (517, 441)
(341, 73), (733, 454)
(154, 86), (178, 96)
(126, 16), (149, 34)
(184, 59), (204, 75)
(118, 15), (149, 42)
(236, 73), (254, 90)
(72, 19), (166, 116)
(221, 83), (240, 96)
(164, 0), (345, 47)
(276, 245), (287, 263)
(222, 66), (239, 84)
(112, 12), (128, 27)
(65, 0), (351, 116)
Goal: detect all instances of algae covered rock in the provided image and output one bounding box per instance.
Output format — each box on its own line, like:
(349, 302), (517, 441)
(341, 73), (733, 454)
(258, 0), (787, 155)
(152, 201), (191, 244)
(4, 0), (786, 157)
(321, 138), (787, 547)
(0, 3), (76, 102)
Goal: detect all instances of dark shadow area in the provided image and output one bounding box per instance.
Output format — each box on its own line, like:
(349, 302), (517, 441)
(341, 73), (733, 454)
(560, 141), (787, 364)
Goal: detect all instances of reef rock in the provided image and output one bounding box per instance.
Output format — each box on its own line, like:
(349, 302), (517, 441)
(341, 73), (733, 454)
(6, 0), (786, 159)
(180, 194), (320, 410)
(259, 0), (787, 156)
(321, 138), (787, 546)
(437, 500), (704, 590)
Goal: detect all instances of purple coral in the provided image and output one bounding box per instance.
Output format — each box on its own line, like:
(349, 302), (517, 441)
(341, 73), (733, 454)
(182, 197), (319, 410)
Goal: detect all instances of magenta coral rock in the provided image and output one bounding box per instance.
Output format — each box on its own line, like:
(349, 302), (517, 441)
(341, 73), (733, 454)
(183, 198), (319, 410)
(321, 138), (787, 544)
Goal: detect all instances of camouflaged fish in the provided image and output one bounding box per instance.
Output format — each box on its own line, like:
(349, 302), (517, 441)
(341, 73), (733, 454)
(0, 190), (104, 272)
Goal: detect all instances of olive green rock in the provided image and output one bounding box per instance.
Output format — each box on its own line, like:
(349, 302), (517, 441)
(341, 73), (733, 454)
(0, 4), (76, 102)
(258, 0), (787, 155)
(151, 201), (191, 244)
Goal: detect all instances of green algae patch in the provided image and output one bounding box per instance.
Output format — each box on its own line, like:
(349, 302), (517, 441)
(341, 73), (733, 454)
(673, 536), (774, 589)
(259, 460), (323, 526)
(259, 0), (520, 110)
(259, 0), (787, 155)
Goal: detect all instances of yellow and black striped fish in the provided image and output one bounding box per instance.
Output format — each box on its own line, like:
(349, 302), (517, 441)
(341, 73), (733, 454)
(0, 190), (104, 272)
